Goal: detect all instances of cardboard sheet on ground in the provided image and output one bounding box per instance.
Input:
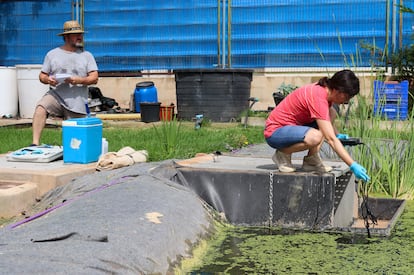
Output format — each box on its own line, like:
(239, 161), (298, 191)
(6, 145), (63, 163)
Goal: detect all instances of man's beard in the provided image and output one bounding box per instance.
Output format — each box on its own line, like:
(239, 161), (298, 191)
(70, 39), (83, 48)
(75, 42), (84, 48)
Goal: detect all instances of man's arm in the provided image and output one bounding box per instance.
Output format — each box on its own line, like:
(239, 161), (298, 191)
(39, 71), (58, 86)
(67, 70), (98, 86)
(329, 105), (339, 136)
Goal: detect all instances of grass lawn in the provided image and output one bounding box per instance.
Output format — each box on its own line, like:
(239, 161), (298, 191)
(0, 120), (265, 160)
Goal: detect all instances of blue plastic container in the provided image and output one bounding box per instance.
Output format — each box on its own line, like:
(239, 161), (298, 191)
(374, 80), (409, 102)
(62, 117), (103, 163)
(134, 81), (158, 113)
(373, 80), (409, 120)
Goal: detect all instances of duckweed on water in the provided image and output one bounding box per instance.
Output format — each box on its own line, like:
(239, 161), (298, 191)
(178, 200), (414, 274)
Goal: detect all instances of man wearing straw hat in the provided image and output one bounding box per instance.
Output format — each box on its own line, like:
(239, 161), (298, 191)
(31, 20), (98, 146)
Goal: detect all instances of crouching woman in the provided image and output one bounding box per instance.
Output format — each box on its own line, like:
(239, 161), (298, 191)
(264, 69), (370, 182)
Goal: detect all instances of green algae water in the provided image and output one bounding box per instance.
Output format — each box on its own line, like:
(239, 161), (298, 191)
(179, 200), (414, 274)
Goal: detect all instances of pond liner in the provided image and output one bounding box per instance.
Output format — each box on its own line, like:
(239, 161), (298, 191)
(172, 155), (356, 230)
(172, 155), (405, 236)
(0, 162), (215, 274)
(175, 166), (337, 229)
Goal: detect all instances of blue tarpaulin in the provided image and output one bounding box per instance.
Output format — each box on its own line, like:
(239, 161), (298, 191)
(1, 0), (413, 71)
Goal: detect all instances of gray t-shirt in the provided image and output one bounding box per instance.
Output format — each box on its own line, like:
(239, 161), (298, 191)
(41, 47), (98, 114)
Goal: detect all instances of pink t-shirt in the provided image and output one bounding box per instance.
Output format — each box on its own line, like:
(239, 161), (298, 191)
(264, 83), (331, 138)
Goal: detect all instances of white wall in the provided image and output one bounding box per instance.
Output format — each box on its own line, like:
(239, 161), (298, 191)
(95, 71), (375, 111)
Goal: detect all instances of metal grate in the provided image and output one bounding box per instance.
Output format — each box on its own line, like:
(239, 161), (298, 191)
(334, 171), (353, 212)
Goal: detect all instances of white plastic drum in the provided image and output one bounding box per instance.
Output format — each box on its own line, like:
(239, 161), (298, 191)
(16, 64), (48, 118)
(0, 66), (18, 118)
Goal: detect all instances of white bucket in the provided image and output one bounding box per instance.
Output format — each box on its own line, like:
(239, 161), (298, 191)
(0, 66), (18, 117)
(16, 64), (49, 118)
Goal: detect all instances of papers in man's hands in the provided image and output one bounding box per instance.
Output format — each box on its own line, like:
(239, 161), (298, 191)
(55, 73), (71, 83)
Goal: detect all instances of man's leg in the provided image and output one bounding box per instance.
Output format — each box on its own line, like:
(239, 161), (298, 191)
(31, 94), (63, 146)
(32, 105), (47, 146)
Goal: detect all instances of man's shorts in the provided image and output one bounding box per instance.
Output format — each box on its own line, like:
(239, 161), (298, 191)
(36, 93), (84, 119)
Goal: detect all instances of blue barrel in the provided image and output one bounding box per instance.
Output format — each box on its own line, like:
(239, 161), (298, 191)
(134, 81), (158, 113)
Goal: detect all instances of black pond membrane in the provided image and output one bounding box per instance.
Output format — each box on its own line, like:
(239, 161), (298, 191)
(173, 155), (406, 235)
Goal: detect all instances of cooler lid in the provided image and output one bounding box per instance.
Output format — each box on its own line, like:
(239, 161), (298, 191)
(62, 117), (102, 126)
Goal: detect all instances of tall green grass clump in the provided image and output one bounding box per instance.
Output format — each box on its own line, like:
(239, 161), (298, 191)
(152, 118), (182, 159)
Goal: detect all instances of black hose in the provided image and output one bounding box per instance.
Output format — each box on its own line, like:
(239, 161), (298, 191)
(360, 187), (378, 238)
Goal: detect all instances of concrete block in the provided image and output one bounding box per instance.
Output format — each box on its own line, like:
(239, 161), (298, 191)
(0, 181), (38, 218)
(175, 155), (355, 230)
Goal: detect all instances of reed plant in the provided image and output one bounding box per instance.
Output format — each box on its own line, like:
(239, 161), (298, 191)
(317, 30), (414, 199)
(341, 92), (414, 199)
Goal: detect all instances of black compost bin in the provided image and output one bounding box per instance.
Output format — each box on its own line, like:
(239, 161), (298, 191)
(174, 69), (254, 122)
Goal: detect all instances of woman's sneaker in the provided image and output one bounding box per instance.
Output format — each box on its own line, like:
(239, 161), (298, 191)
(272, 150), (296, 172)
(302, 154), (332, 172)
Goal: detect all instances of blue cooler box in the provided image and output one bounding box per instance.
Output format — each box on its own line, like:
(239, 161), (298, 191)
(62, 117), (103, 163)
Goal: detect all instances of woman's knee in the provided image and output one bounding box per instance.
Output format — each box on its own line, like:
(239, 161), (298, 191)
(304, 129), (323, 146)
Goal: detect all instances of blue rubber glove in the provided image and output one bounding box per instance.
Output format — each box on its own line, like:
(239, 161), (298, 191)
(336, 133), (349, 140)
(350, 162), (370, 182)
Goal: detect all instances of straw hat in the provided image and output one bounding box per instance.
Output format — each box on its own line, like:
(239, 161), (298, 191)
(57, 20), (84, 36)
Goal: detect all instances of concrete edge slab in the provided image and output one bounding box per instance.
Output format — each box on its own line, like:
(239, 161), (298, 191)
(0, 181), (38, 218)
(0, 158), (97, 218)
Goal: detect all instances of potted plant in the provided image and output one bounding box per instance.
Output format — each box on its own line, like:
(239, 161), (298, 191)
(272, 83), (298, 106)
